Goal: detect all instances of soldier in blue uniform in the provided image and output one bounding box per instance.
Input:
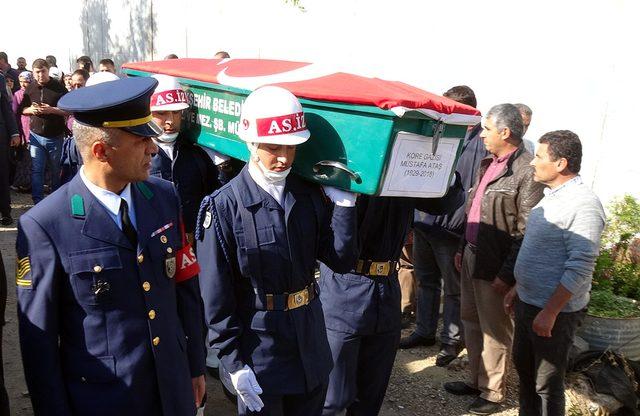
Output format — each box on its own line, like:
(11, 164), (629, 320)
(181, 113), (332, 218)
(148, 74), (219, 242)
(196, 86), (359, 416)
(321, 186), (464, 415)
(16, 77), (206, 416)
(147, 74), (226, 383)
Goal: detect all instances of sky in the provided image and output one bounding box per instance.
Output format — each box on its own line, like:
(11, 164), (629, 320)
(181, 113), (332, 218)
(4, 0), (638, 205)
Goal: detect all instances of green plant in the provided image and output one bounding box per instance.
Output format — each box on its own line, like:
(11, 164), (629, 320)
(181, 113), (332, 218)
(593, 250), (640, 299)
(587, 290), (640, 318)
(600, 195), (640, 249)
(591, 194), (640, 317)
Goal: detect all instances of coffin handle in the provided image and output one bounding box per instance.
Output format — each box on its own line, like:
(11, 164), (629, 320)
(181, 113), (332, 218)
(313, 161), (362, 184)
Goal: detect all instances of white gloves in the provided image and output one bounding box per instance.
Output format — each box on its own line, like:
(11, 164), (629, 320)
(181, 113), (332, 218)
(449, 172), (458, 188)
(229, 365), (264, 412)
(322, 185), (357, 207)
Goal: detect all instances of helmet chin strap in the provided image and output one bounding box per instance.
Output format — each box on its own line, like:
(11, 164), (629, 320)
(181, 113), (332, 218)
(155, 132), (179, 143)
(248, 142), (291, 184)
(256, 160), (291, 184)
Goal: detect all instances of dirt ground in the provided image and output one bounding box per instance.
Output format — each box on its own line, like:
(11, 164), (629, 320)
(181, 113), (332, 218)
(0, 190), (519, 416)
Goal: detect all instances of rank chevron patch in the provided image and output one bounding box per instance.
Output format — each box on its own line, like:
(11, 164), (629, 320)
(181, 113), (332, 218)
(16, 257), (32, 287)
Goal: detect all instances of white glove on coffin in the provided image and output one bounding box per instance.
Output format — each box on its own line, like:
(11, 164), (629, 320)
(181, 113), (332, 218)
(322, 185), (357, 207)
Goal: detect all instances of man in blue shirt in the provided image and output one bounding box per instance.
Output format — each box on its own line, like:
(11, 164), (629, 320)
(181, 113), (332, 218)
(506, 130), (605, 416)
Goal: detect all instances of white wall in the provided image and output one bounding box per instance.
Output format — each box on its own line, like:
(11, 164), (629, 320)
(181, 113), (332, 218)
(4, 0), (638, 205)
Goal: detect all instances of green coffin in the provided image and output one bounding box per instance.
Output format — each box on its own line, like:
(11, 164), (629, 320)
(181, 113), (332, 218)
(123, 60), (479, 196)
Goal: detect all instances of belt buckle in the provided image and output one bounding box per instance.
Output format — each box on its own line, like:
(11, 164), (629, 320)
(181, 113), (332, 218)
(369, 262), (390, 277)
(288, 288), (309, 310)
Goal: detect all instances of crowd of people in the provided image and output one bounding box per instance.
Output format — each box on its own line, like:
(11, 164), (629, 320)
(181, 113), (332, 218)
(396, 89), (605, 415)
(0, 50), (606, 416)
(0, 52), (122, 219)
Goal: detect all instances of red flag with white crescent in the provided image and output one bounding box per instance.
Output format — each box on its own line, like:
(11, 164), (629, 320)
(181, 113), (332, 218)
(123, 58), (481, 123)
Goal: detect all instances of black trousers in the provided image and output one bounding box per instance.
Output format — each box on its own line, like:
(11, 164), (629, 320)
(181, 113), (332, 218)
(0, 252), (10, 415)
(322, 328), (400, 416)
(0, 138), (11, 217)
(513, 299), (585, 416)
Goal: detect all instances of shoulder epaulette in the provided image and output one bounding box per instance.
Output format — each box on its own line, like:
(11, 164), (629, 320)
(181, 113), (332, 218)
(71, 194), (85, 218)
(195, 195), (214, 241)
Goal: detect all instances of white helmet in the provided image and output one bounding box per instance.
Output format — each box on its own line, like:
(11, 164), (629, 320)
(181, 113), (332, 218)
(238, 86), (310, 145)
(48, 67), (62, 80)
(85, 71), (119, 87)
(150, 74), (189, 111)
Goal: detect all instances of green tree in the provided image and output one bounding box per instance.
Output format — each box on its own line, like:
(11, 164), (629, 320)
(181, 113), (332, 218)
(602, 194), (640, 249)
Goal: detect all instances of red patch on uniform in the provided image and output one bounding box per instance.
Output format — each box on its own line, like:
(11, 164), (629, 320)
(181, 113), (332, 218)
(175, 244), (200, 282)
(175, 215), (199, 282)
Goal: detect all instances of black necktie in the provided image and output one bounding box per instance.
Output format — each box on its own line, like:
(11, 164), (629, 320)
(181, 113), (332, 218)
(119, 198), (137, 248)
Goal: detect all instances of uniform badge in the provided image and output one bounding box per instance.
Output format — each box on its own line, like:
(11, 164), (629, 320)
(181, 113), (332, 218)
(151, 222), (173, 238)
(203, 211), (212, 229)
(91, 280), (111, 302)
(165, 253), (176, 278)
(16, 257), (32, 288)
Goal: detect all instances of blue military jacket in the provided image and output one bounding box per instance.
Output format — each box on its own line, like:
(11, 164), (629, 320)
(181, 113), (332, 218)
(320, 184), (465, 335)
(197, 167), (358, 395)
(60, 136), (84, 185)
(16, 174), (205, 416)
(149, 134), (219, 234)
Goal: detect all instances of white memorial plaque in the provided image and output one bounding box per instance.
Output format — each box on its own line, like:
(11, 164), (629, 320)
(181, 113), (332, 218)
(380, 131), (461, 198)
